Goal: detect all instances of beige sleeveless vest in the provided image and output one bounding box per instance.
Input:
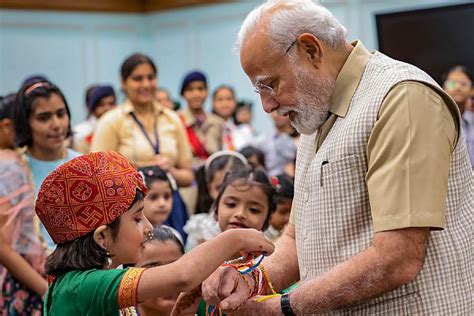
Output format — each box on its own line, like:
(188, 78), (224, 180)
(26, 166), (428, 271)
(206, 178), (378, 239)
(294, 51), (473, 315)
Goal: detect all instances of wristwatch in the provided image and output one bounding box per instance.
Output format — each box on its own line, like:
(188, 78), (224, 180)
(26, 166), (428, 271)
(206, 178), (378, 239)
(280, 292), (296, 316)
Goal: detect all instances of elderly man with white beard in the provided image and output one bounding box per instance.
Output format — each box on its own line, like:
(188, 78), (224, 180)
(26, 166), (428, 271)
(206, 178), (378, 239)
(199, 1), (473, 315)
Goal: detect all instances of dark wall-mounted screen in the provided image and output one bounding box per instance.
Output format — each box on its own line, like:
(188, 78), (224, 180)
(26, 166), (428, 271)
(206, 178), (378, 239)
(376, 3), (474, 84)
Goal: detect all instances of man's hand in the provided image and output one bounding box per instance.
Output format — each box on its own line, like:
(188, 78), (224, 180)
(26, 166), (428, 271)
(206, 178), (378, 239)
(202, 266), (252, 310)
(171, 287), (202, 316)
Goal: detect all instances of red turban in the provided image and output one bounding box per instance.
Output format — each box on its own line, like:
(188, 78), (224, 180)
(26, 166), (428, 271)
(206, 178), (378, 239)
(35, 151), (147, 244)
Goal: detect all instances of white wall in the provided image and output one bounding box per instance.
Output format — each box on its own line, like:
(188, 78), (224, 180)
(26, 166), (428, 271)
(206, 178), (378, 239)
(0, 0), (469, 130)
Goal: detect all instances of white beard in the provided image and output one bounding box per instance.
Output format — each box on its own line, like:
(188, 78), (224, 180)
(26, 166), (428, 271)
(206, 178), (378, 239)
(277, 61), (335, 135)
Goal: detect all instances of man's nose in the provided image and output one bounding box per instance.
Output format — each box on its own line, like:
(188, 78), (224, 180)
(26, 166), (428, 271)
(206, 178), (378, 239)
(261, 95), (279, 113)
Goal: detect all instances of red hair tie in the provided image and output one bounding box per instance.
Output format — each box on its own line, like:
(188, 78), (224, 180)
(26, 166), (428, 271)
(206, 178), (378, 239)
(271, 176), (280, 190)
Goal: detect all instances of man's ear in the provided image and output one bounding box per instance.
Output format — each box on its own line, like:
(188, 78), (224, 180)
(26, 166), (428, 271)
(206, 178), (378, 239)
(93, 225), (109, 249)
(297, 33), (324, 68)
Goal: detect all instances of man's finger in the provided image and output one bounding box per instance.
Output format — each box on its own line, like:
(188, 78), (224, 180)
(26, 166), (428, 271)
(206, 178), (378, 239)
(219, 283), (249, 310)
(218, 273), (239, 299)
(202, 273), (221, 305)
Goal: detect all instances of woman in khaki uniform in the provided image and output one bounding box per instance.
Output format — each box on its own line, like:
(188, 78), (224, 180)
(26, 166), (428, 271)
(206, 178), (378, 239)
(91, 54), (193, 188)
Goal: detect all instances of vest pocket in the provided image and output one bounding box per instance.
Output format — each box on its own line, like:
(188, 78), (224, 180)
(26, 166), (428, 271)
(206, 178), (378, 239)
(320, 154), (359, 179)
(319, 154), (367, 216)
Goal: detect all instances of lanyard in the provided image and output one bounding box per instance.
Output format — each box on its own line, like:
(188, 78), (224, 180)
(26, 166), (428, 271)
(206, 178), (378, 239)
(130, 112), (160, 155)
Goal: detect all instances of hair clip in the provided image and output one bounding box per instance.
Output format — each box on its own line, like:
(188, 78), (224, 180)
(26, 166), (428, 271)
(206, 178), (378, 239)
(271, 176), (281, 190)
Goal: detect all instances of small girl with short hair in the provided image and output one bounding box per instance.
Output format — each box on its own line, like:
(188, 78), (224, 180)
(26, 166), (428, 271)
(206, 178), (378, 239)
(139, 165), (189, 242)
(36, 151), (273, 315)
(136, 226), (185, 316)
(139, 166), (174, 227)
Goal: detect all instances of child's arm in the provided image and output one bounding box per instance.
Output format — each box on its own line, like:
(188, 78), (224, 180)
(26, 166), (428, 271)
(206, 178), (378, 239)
(0, 213), (48, 295)
(137, 228), (273, 302)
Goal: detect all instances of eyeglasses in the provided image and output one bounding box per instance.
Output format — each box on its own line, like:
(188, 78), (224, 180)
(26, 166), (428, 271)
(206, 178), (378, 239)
(253, 39), (297, 97)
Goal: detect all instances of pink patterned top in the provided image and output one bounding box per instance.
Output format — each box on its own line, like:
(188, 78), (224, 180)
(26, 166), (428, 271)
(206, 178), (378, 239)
(0, 150), (46, 294)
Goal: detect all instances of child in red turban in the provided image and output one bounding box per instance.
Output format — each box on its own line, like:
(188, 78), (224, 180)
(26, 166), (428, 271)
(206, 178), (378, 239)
(36, 151), (273, 315)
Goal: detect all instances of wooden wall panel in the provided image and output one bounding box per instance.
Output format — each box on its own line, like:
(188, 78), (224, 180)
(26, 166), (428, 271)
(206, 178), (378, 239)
(0, 0), (143, 12)
(0, 0), (233, 13)
(145, 0), (234, 12)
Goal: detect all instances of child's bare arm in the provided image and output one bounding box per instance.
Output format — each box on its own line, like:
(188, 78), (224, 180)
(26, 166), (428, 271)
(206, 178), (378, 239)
(137, 228), (273, 302)
(0, 213), (48, 296)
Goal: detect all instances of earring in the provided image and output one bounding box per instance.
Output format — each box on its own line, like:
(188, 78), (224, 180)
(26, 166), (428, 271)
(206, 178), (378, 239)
(147, 232), (153, 241)
(105, 250), (112, 268)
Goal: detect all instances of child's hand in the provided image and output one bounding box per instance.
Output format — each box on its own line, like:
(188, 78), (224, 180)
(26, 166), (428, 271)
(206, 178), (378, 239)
(227, 228), (275, 258)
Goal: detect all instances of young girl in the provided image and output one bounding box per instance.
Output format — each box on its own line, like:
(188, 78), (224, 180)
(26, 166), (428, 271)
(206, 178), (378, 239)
(0, 94), (47, 315)
(139, 165), (189, 241)
(13, 80), (81, 251)
(174, 167), (277, 315)
(184, 151), (248, 250)
(135, 226), (185, 316)
(212, 85), (254, 151)
(213, 168), (276, 233)
(139, 166), (175, 227)
(234, 100), (253, 126)
(264, 174), (294, 242)
(36, 151), (273, 315)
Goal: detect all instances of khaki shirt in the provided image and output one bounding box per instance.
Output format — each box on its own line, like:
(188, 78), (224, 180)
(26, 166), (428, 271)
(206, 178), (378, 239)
(91, 99), (192, 168)
(178, 107), (224, 166)
(290, 41), (456, 232)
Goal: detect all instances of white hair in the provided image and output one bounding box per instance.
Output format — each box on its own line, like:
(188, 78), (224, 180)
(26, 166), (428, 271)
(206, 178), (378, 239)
(235, 0), (347, 54)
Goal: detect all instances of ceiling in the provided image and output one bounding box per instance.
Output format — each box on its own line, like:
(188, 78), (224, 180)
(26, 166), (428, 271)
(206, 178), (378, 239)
(0, 0), (235, 13)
